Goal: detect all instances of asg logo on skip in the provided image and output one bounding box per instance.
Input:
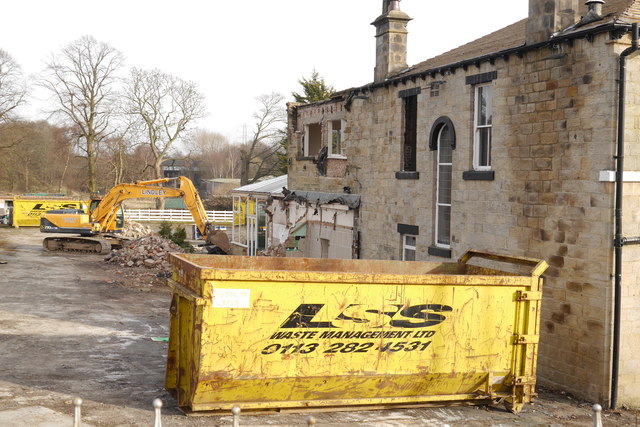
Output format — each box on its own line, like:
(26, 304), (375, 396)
(279, 303), (454, 329)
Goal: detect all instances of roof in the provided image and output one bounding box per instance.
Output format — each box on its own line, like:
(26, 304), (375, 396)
(284, 190), (361, 209)
(385, 0), (640, 83)
(611, 0), (640, 22)
(207, 178), (241, 184)
(231, 175), (288, 196)
(406, 20), (526, 77)
(301, 2), (640, 105)
(161, 158), (201, 168)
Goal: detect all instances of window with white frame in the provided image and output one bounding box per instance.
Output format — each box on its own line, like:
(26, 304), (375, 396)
(303, 123), (322, 157)
(473, 84), (492, 170)
(435, 124), (453, 248)
(328, 119), (346, 157)
(402, 234), (417, 261)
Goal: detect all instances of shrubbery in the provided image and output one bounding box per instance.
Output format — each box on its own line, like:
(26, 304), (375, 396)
(158, 220), (194, 253)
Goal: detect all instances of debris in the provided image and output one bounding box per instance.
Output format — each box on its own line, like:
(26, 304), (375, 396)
(104, 235), (186, 273)
(151, 337), (169, 342)
(121, 220), (153, 239)
(258, 243), (285, 257)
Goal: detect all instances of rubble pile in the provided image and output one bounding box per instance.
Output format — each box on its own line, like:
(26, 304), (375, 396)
(120, 220), (153, 239)
(258, 244), (285, 257)
(105, 235), (185, 272)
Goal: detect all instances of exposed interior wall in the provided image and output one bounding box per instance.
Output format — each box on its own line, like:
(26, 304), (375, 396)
(306, 123), (322, 157)
(292, 102), (347, 160)
(266, 198), (355, 259)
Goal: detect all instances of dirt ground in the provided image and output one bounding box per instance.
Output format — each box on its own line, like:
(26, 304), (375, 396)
(0, 227), (638, 427)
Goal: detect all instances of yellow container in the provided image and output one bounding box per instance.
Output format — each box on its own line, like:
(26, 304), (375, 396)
(12, 198), (87, 227)
(165, 250), (547, 414)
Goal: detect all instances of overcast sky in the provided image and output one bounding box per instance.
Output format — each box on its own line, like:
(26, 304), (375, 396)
(1, 0), (527, 143)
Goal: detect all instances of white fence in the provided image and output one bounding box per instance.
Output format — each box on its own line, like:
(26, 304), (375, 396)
(124, 209), (233, 223)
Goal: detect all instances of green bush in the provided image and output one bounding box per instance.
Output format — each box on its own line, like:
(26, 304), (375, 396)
(158, 221), (173, 239)
(158, 221), (194, 253)
(172, 226), (188, 247)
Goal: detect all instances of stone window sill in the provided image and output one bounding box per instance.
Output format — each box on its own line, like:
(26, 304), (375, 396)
(428, 246), (452, 258)
(395, 171), (420, 180)
(462, 170), (495, 181)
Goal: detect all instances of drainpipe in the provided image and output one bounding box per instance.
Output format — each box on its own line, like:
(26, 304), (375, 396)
(612, 22), (639, 410)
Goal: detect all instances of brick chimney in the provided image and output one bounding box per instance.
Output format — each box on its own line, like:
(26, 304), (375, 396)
(372, 0), (412, 83)
(526, 0), (581, 44)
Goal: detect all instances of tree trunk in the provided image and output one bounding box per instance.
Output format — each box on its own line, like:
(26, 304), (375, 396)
(58, 150), (70, 193)
(154, 159), (166, 209)
(240, 152), (250, 186)
(87, 134), (96, 192)
(113, 142), (124, 186)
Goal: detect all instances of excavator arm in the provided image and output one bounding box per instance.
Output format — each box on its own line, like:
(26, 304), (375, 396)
(175, 176), (212, 241)
(41, 176), (230, 254)
(91, 178), (185, 234)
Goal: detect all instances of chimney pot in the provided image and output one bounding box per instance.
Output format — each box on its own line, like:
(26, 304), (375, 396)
(586, 0), (605, 15)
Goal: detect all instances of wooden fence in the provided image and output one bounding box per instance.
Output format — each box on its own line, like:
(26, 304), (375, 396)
(124, 209), (233, 224)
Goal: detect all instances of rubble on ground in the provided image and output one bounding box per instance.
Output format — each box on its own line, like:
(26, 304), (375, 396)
(258, 244), (285, 257)
(120, 220), (153, 239)
(104, 235), (185, 272)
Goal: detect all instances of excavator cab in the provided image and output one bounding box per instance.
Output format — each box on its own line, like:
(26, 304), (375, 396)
(88, 198), (124, 232)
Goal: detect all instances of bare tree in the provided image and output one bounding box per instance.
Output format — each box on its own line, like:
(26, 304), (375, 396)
(40, 36), (124, 192)
(0, 49), (26, 127)
(0, 121), (72, 193)
(124, 68), (207, 180)
(222, 144), (241, 179)
(182, 129), (240, 179)
(100, 111), (140, 186)
(240, 93), (286, 185)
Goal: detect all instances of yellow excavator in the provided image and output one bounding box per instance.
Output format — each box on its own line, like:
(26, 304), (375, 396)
(40, 176), (230, 254)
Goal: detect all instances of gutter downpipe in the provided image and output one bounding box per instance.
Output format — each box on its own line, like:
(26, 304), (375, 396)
(612, 22), (639, 410)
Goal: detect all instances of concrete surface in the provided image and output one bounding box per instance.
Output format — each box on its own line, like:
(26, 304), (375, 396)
(0, 227), (637, 426)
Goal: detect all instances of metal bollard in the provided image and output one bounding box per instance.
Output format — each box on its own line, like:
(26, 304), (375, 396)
(307, 415), (316, 426)
(593, 403), (603, 427)
(153, 399), (163, 427)
(72, 397), (82, 427)
(231, 405), (241, 427)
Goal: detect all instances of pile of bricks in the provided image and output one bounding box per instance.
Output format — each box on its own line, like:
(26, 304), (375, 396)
(104, 235), (185, 271)
(121, 220), (153, 238)
(258, 243), (285, 257)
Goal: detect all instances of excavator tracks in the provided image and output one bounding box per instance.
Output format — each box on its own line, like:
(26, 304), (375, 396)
(42, 237), (113, 254)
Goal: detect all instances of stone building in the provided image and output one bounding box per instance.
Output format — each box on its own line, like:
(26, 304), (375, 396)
(268, 0), (640, 407)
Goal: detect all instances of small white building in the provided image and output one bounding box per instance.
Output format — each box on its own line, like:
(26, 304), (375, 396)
(231, 175), (361, 259)
(230, 175), (287, 256)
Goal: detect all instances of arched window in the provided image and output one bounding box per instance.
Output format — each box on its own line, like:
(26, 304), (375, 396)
(430, 117), (455, 250)
(429, 117), (456, 151)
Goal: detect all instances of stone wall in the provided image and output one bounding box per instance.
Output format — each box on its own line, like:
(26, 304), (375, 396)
(618, 44), (640, 406)
(287, 30), (640, 404)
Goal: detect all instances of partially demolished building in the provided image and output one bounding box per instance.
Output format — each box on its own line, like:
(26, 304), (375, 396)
(266, 0), (640, 407)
